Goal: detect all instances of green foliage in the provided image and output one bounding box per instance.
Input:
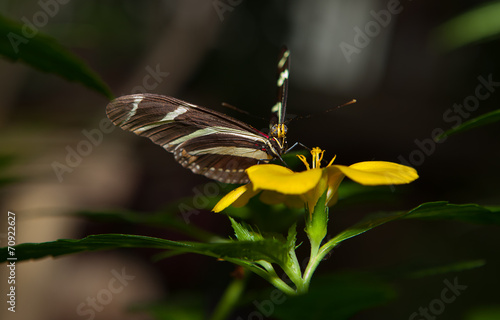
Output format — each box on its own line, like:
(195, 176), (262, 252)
(305, 191), (328, 248)
(3, 201), (498, 270)
(438, 109), (500, 140)
(465, 306), (500, 320)
(0, 14), (112, 98)
(3, 4), (499, 318)
(229, 216), (264, 241)
(402, 201), (500, 225)
(431, 2), (500, 52)
(0, 233), (288, 265)
(405, 260), (486, 279)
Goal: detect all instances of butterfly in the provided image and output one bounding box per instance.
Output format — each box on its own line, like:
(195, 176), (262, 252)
(106, 47), (290, 184)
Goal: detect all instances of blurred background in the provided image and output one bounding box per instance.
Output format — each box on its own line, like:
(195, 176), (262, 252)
(0, 0), (499, 319)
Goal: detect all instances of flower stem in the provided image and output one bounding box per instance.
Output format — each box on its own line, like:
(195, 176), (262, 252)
(258, 261), (299, 296)
(301, 191), (330, 293)
(209, 270), (249, 320)
(302, 241), (338, 290)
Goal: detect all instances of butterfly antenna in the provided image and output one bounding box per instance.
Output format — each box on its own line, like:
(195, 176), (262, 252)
(221, 102), (250, 115)
(285, 99), (357, 124)
(221, 102), (266, 121)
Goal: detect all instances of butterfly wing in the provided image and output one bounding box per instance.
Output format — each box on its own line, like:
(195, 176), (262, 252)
(106, 93), (273, 183)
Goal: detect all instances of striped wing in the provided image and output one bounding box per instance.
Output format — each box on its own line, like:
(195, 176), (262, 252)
(106, 93), (273, 184)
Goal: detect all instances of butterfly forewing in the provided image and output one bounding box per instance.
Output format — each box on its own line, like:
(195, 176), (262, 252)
(106, 93), (276, 183)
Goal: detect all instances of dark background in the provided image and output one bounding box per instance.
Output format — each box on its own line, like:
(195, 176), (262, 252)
(0, 1), (499, 319)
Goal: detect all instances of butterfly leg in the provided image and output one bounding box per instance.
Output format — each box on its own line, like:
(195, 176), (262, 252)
(286, 141), (310, 153)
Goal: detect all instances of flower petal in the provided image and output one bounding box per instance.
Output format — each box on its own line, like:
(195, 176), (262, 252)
(330, 161), (418, 185)
(259, 190), (286, 205)
(212, 184), (258, 213)
(247, 164), (323, 194)
(284, 195), (306, 209)
(325, 169), (345, 203)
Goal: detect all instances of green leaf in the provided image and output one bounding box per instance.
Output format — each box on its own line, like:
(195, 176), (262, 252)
(328, 211), (407, 247)
(229, 216), (263, 241)
(465, 306), (500, 320)
(430, 2), (500, 52)
(273, 272), (396, 320)
(322, 201), (499, 254)
(0, 233), (288, 265)
(305, 190), (328, 248)
(284, 223), (301, 282)
(228, 217), (295, 268)
(0, 14), (112, 98)
(438, 109), (500, 140)
(403, 201), (500, 225)
(375, 258), (487, 282)
(405, 259), (486, 279)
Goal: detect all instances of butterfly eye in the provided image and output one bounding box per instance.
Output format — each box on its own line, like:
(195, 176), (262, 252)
(281, 124), (288, 135)
(270, 124), (279, 137)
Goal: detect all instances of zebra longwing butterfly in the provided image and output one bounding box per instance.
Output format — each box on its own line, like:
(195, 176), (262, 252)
(106, 47), (291, 184)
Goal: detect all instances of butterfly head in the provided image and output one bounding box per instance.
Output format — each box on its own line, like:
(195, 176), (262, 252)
(270, 123), (288, 139)
(269, 123), (288, 154)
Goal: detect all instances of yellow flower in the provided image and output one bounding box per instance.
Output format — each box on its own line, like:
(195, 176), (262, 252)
(213, 148), (418, 213)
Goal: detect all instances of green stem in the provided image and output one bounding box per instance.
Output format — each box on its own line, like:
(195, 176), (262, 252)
(281, 263), (303, 293)
(302, 241), (338, 291)
(209, 271), (249, 320)
(257, 261), (299, 296)
(300, 190), (330, 293)
(225, 259), (298, 296)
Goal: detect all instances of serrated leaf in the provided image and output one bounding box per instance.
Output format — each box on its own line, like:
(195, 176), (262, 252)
(0, 14), (112, 98)
(0, 233), (288, 265)
(286, 223), (298, 250)
(306, 190), (328, 246)
(229, 216), (263, 241)
(284, 223), (301, 278)
(438, 109), (500, 140)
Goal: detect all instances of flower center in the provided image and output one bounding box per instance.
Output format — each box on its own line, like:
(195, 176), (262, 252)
(297, 147), (336, 170)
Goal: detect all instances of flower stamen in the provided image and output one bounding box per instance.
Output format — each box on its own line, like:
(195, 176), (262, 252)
(297, 154), (310, 170)
(327, 154), (337, 167)
(311, 147), (324, 169)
